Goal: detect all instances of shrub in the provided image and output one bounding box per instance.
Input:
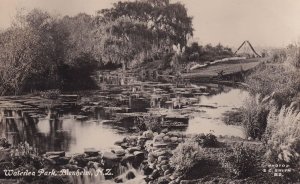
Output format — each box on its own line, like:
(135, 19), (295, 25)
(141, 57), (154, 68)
(170, 140), (200, 175)
(0, 138), (10, 148)
(286, 44), (300, 68)
(192, 133), (219, 148)
(221, 143), (261, 178)
(269, 49), (287, 63)
(135, 115), (162, 133)
(240, 96), (269, 140)
(264, 105), (300, 167)
(246, 64), (300, 104)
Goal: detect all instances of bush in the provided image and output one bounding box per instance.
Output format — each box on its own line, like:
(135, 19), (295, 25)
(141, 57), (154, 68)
(192, 133), (219, 148)
(264, 105), (300, 167)
(240, 96), (269, 140)
(246, 64), (300, 104)
(0, 138), (10, 148)
(135, 115), (162, 133)
(286, 44), (300, 68)
(269, 49), (287, 63)
(221, 143), (261, 178)
(170, 140), (200, 175)
(10, 142), (42, 169)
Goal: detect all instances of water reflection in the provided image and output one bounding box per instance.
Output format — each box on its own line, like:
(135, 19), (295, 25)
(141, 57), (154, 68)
(0, 79), (249, 153)
(0, 108), (128, 153)
(186, 88), (249, 137)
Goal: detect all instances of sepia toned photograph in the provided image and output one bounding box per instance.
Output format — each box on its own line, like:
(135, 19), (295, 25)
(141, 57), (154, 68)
(0, 0), (299, 183)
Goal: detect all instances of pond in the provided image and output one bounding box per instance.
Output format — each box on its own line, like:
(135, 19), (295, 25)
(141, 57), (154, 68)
(0, 80), (249, 154)
(186, 88), (249, 137)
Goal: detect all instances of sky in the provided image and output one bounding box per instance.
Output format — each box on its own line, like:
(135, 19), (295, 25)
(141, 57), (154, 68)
(1, 0), (300, 48)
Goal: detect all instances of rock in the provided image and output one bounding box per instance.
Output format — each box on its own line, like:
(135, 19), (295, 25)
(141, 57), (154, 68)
(127, 146), (141, 154)
(84, 156), (101, 162)
(148, 154), (156, 163)
(44, 157), (56, 165)
(152, 150), (169, 157)
(114, 177), (123, 183)
(46, 151), (65, 157)
(157, 176), (170, 184)
(121, 143), (129, 149)
(161, 164), (169, 171)
(150, 169), (161, 180)
(153, 143), (168, 149)
(170, 137), (178, 142)
(114, 140), (123, 146)
(102, 152), (119, 161)
(62, 164), (83, 171)
(84, 148), (99, 157)
(126, 171), (136, 180)
(153, 135), (163, 142)
(121, 154), (135, 165)
(47, 155), (60, 161)
(143, 165), (153, 175)
(57, 157), (70, 165)
(164, 169), (171, 176)
(159, 133), (166, 137)
(248, 137), (253, 141)
(143, 130), (154, 139)
(163, 136), (171, 142)
(115, 149), (126, 157)
(160, 160), (168, 165)
(72, 154), (88, 167)
(161, 129), (168, 134)
(178, 138), (183, 142)
(158, 156), (168, 162)
(74, 115), (88, 121)
(133, 151), (144, 157)
(87, 161), (102, 170)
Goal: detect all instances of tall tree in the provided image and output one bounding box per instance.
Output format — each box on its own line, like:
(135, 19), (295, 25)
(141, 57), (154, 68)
(0, 9), (69, 94)
(94, 0), (193, 68)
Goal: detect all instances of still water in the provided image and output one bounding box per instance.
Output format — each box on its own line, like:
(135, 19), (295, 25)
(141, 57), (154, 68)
(0, 87), (249, 153)
(187, 88), (249, 137)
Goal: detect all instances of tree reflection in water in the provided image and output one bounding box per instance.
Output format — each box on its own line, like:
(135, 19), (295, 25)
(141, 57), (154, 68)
(0, 108), (72, 154)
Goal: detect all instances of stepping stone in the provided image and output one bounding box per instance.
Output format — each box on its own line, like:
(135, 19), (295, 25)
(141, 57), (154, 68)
(84, 148), (99, 157)
(46, 151), (65, 157)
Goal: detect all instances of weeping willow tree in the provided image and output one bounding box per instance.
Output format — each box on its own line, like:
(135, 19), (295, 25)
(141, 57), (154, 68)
(94, 0), (193, 70)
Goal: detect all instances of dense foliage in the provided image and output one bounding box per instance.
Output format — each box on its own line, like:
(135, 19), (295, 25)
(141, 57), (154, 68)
(184, 42), (233, 63)
(246, 64), (300, 105)
(0, 10), (98, 95)
(237, 44), (300, 183)
(240, 96), (269, 140)
(192, 133), (219, 147)
(221, 143), (262, 178)
(264, 105), (300, 169)
(0, 0), (194, 95)
(169, 140), (200, 175)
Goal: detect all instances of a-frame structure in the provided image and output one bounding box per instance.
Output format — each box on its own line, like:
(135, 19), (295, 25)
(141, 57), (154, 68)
(234, 40), (261, 58)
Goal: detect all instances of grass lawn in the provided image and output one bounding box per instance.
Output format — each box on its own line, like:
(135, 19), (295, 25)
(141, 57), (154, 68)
(183, 58), (263, 78)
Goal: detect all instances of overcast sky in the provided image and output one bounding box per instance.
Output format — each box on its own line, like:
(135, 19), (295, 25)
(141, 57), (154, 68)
(1, 0), (300, 47)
